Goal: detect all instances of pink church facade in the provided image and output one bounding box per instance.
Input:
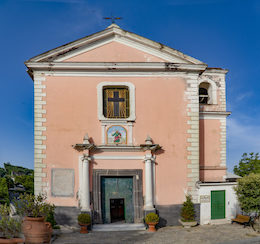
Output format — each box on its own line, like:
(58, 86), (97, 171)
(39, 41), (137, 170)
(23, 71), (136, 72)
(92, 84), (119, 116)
(26, 24), (238, 226)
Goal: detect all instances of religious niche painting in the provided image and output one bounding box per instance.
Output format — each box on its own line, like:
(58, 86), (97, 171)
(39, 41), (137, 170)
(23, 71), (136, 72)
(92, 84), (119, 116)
(107, 126), (127, 145)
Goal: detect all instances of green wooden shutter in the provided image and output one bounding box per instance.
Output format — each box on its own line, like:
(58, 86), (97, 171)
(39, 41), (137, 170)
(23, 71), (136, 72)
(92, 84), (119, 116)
(211, 190), (225, 219)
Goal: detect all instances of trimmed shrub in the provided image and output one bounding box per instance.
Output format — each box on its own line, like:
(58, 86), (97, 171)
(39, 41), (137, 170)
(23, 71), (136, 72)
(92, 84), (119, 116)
(145, 212), (159, 223)
(180, 195), (195, 222)
(78, 213), (91, 224)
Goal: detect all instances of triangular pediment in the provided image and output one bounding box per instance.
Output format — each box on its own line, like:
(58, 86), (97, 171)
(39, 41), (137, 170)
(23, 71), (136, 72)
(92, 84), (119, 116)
(27, 24), (205, 65)
(61, 41), (167, 63)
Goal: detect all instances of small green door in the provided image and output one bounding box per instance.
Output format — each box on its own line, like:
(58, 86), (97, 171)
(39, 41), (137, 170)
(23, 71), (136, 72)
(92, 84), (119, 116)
(211, 190), (225, 219)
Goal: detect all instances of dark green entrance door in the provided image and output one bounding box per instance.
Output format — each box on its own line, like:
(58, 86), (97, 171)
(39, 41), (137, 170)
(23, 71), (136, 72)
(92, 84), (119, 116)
(101, 177), (134, 223)
(211, 190), (225, 219)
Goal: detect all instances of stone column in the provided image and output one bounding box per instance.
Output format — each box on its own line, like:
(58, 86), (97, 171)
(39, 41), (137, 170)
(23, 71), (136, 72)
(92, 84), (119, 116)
(144, 154), (155, 211)
(81, 155), (91, 212)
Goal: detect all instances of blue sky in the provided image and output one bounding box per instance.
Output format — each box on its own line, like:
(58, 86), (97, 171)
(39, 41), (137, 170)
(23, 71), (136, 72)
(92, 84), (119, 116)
(0, 0), (259, 171)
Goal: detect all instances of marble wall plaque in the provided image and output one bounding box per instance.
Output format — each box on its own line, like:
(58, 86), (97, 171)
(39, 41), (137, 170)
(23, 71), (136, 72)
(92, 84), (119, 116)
(51, 168), (74, 197)
(200, 195), (210, 203)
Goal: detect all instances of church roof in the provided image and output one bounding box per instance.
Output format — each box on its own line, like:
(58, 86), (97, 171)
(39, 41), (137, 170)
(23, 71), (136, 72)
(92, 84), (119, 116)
(26, 24), (206, 65)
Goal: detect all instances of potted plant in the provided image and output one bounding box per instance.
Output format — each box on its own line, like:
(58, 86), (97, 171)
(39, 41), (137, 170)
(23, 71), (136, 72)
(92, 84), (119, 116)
(78, 213), (91, 234)
(145, 213), (159, 232)
(14, 193), (54, 243)
(179, 195), (197, 228)
(0, 204), (24, 244)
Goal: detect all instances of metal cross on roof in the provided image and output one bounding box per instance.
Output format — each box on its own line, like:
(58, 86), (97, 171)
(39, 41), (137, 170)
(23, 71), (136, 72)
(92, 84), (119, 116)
(103, 15), (122, 24)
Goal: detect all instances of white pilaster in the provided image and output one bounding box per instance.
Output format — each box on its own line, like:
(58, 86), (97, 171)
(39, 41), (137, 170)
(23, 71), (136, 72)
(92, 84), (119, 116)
(101, 124), (106, 144)
(81, 155), (91, 212)
(144, 154), (154, 211)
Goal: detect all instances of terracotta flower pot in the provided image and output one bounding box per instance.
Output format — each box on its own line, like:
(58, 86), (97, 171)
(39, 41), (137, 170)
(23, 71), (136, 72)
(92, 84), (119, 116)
(147, 222), (158, 232)
(79, 223), (90, 234)
(22, 216), (52, 243)
(0, 238), (24, 244)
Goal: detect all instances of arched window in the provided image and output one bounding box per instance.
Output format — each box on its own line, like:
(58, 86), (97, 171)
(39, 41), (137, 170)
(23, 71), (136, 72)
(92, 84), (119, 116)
(199, 82), (210, 104)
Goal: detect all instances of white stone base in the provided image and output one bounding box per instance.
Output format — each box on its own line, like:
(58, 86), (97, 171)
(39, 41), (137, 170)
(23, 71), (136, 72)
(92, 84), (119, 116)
(198, 182), (240, 225)
(92, 223), (146, 232)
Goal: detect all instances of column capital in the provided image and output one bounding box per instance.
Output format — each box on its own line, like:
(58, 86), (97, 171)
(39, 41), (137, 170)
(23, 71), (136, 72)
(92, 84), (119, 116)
(144, 154), (156, 162)
(82, 153), (91, 162)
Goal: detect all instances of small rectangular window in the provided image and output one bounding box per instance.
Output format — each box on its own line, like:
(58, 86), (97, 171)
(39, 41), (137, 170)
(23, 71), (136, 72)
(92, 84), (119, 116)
(103, 87), (129, 118)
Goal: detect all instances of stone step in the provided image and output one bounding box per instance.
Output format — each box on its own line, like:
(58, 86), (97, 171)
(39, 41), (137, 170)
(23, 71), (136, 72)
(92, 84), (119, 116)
(92, 223), (146, 232)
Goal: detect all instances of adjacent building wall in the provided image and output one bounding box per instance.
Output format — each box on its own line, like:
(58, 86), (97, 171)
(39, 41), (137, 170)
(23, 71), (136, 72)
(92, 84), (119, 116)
(199, 183), (239, 225)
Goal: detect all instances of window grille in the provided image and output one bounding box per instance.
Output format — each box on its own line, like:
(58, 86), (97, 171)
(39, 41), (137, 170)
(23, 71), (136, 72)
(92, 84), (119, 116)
(103, 87), (129, 118)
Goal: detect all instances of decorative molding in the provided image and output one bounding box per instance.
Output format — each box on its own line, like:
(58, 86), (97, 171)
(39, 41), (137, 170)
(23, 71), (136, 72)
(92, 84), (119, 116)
(220, 118), (227, 167)
(199, 111), (231, 120)
(200, 166), (227, 170)
(185, 76), (200, 203)
(43, 71), (201, 77)
(199, 182), (237, 187)
(78, 156), (83, 204)
(97, 81), (136, 122)
(34, 73), (47, 196)
(91, 155), (144, 160)
(198, 77), (217, 105)
(92, 169), (143, 224)
(95, 145), (142, 152)
(26, 62), (207, 74)
(203, 68), (228, 75)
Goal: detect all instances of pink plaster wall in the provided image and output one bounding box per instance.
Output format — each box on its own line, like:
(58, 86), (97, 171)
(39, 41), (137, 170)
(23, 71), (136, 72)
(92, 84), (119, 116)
(199, 119), (224, 182)
(43, 76), (189, 206)
(64, 41), (166, 62)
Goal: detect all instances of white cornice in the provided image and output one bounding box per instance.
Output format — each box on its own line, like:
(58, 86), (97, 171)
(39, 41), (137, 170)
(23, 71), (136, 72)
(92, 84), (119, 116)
(199, 111), (231, 120)
(199, 182), (237, 186)
(39, 71), (201, 77)
(26, 62), (207, 73)
(91, 155), (144, 160)
(203, 68), (229, 75)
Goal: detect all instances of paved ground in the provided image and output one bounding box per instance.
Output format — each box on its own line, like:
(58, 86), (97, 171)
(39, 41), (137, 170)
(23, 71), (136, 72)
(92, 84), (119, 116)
(52, 224), (260, 244)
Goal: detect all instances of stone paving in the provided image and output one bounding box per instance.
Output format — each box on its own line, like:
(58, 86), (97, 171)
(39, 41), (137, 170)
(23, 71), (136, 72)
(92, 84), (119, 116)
(52, 223), (260, 244)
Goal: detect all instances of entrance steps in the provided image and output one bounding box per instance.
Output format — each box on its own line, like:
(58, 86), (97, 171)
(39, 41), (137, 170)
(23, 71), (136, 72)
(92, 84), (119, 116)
(92, 223), (146, 232)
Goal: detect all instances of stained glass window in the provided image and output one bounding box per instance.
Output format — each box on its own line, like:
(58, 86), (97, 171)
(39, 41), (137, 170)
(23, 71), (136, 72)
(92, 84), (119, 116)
(103, 87), (129, 118)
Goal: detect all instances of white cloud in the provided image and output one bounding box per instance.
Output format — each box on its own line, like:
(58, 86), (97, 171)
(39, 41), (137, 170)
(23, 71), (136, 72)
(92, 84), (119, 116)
(227, 117), (260, 171)
(235, 91), (253, 102)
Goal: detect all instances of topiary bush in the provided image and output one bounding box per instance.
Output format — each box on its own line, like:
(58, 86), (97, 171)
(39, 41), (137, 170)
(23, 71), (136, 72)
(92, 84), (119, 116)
(78, 213), (91, 224)
(145, 212), (159, 223)
(180, 195), (195, 222)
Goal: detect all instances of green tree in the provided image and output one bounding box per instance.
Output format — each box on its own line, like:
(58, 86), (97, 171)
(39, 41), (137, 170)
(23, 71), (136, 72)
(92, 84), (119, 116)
(3, 162), (33, 176)
(234, 152), (260, 177)
(4, 176), (14, 189)
(0, 178), (10, 205)
(15, 175), (34, 194)
(234, 173), (260, 215)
